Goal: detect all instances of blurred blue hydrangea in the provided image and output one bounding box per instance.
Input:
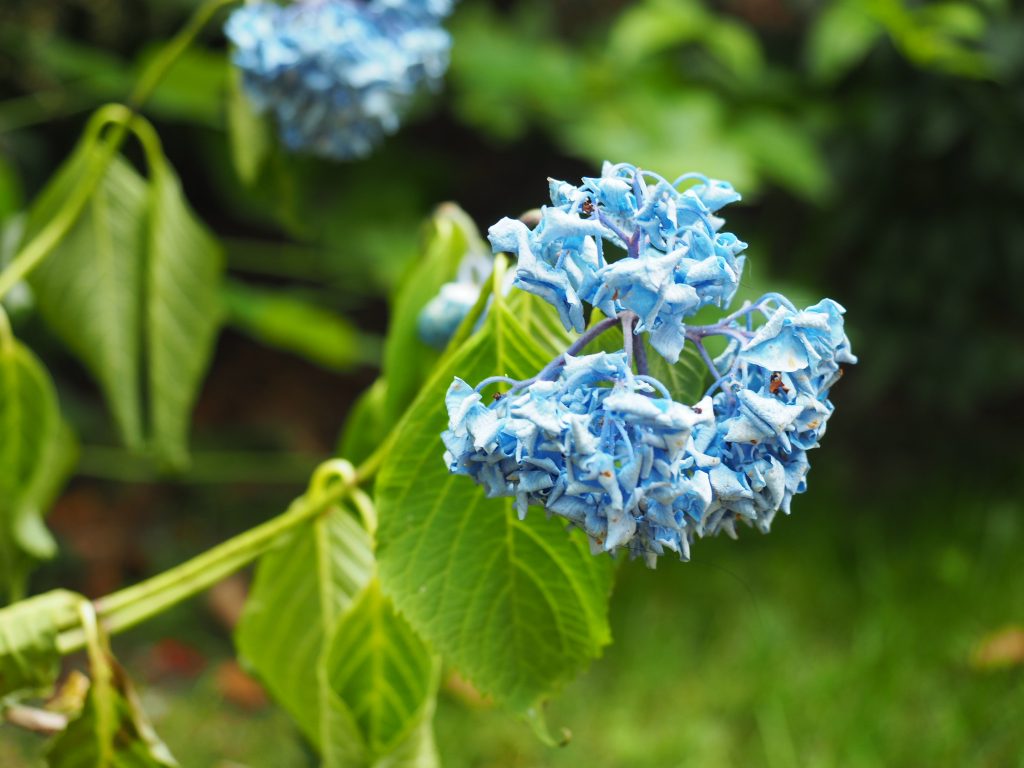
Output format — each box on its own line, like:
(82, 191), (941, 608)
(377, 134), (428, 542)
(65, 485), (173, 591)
(418, 250), (493, 348)
(443, 352), (714, 565)
(225, 0), (453, 160)
(488, 162), (747, 363)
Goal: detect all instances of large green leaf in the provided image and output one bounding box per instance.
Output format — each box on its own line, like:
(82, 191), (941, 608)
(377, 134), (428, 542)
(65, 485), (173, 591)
(321, 579), (437, 767)
(236, 505), (374, 746)
(24, 130), (224, 467)
(376, 274), (616, 713)
(0, 589), (79, 700)
(0, 328), (76, 601)
(46, 654), (177, 767)
(237, 501), (438, 767)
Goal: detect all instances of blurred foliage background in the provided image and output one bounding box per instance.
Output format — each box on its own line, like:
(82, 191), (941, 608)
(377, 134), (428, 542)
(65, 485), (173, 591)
(1, 0), (1022, 765)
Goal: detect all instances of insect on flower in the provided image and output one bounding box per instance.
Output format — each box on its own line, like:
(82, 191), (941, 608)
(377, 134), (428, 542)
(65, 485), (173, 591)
(768, 371), (789, 396)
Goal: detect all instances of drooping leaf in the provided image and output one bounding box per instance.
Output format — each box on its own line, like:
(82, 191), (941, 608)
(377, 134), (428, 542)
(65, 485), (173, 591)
(383, 204), (485, 425)
(222, 280), (380, 372)
(0, 589), (79, 700)
(27, 152), (147, 449)
(23, 127), (224, 468)
(0, 327), (76, 601)
(236, 504), (375, 746)
(320, 579), (437, 766)
(146, 150), (225, 468)
(46, 653), (177, 767)
(376, 268), (616, 713)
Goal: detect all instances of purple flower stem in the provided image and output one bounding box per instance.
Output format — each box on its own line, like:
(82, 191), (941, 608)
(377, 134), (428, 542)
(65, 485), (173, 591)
(597, 210), (632, 248)
(634, 323), (649, 376)
(480, 314), (627, 393)
(692, 338), (721, 382)
(473, 375), (526, 392)
(627, 229), (642, 259)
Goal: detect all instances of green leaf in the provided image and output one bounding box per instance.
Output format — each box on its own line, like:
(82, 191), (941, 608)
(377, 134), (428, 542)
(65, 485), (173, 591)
(609, 0), (763, 80)
(0, 326), (76, 601)
(46, 654), (177, 767)
(587, 312), (708, 405)
(236, 504), (375, 747)
(0, 590), (79, 700)
(146, 150), (225, 468)
(237, 501), (439, 767)
(27, 151), (147, 449)
(24, 129), (224, 468)
(647, 344), (707, 405)
(226, 64), (272, 186)
(321, 579), (437, 766)
(376, 272), (616, 713)
(222, 280), (381, 372)
(383, 204), (484, 424)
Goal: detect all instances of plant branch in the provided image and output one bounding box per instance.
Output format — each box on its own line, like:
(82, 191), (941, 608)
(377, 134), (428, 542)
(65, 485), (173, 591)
(55, 459), (366, 655)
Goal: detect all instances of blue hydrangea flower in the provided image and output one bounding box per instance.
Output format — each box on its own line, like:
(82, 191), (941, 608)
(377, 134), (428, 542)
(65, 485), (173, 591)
(488, 162), (747, 363)
(442, 352), (714, 565)
(418, 251), (494, 349)
(694, 299), (857, 538)
(225, 0), (453, 160)
(445, 161), (858, 566)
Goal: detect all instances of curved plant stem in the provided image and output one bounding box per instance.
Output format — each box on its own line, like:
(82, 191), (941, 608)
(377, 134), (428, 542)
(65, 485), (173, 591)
(128, 0), (240, 110)
(55, 457), (367, 654)
(0, 109), (130, 301)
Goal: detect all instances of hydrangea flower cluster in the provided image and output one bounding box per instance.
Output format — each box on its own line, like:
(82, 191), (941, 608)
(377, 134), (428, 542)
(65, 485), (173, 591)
(444, 352), (714, 563)
(440, 164), (857, 565)
(488, 162), (747, 364)
(225, 0), (454, 160)
(689, 297), (857, 541)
